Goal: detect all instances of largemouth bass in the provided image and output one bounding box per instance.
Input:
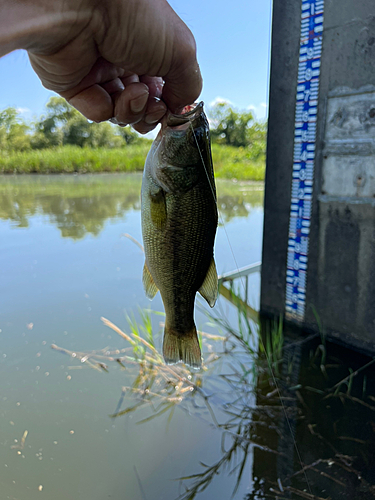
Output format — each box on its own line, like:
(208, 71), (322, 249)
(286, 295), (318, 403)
(141, 102), (218, 369)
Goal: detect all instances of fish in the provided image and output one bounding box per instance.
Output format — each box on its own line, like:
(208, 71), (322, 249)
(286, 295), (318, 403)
(141, 102), (218, 369)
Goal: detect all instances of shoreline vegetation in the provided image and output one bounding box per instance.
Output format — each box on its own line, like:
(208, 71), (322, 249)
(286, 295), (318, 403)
(0, 97), (266, 181)
(0, 144), (265, 181)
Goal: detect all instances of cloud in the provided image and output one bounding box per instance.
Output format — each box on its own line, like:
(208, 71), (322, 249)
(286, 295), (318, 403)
(16, 107), (31, 115)
(209, 98), (268, 119)
(247, 103), (268, 120)
(209, 96), (233, 107)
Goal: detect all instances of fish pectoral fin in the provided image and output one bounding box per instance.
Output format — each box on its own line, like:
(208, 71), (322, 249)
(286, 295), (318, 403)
(198, 257), (218, 308)
(163, 325), (202, 369)
(149, 184), (167, 230)
(142, 262), (159, 300)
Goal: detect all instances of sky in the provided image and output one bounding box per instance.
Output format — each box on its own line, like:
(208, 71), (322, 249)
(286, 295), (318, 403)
(0, 0), (272, 123)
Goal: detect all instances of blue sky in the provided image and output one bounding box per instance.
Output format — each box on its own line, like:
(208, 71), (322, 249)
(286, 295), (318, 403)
(0, 0), (272, 122)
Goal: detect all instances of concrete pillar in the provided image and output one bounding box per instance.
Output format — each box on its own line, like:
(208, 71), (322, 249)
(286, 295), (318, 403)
(261, 0), (375, 353)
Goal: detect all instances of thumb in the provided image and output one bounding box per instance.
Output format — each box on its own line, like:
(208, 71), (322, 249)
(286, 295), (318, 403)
(161, 27), (202, 113)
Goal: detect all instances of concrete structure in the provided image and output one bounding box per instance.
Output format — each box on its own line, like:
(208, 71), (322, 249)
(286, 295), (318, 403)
(261, 0), (375, 353)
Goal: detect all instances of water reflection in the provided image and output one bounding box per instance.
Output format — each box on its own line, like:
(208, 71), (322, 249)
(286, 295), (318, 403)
(2, 173), (373, 498)
(56, 306), (375, 499)
(0, 173), (264, 500)
(0, 174), (141, 238)
(0, 174), (263, 239)
(248, 330), (375, 500)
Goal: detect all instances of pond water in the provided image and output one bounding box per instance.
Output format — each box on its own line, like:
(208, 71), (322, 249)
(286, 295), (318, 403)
(1, 174), (374, 500)
(0, 173), (264, 500)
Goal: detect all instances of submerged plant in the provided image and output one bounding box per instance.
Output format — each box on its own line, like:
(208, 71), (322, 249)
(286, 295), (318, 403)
(51, 298), (375, 500)
(52, 309), (226, 425)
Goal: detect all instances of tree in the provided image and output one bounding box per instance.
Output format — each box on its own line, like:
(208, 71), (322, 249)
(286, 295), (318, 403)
(0, 108), (31, 151)
(45, 96), (77, 123)
(245, 120), (267, 160)
(117, 125), (140, 145)
(32, 96), (141, 148)
(0, 96), (154, 151)
(208, 102), (266, 153)
(63, 114), (125, 148)
(87, 121), (125, 148)
(31, 115), (63, 149)
(32, 97), (79, 148)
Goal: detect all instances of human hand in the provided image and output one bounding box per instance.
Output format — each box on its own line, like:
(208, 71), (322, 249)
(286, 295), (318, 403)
(22, 0), (202, 133)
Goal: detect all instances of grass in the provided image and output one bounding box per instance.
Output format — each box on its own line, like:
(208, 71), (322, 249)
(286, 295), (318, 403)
(0, 144), (151, 174)
(49, 300), (292, 498)
(51, 311), (224, 426)
(50, 299), (375, 500)
(212, 144), (265, 181)
(0, 144), (265, 181)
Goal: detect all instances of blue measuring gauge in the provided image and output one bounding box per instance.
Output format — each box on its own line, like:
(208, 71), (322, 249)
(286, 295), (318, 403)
(285, 0), (324, 322)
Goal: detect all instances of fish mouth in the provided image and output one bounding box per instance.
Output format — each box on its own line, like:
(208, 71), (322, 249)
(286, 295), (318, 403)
(166, 102), (204, 128)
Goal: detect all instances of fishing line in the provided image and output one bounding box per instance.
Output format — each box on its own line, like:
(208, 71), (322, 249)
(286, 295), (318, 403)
(188, 117), (253, 349)
(249, 0), (313, 495)
(240, 0), (313, 493)
(188, 16), (313, 490)
(188, 119), (244, 288)
(190, 118), (313, 494)
(188, 121), (245, 338)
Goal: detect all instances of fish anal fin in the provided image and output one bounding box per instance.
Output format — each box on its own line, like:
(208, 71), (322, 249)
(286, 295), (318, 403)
(149, 185), (167, 230)
(142, 262), (158, 300)
(163, 325), (202, 369)
(198, 257), (218, 308)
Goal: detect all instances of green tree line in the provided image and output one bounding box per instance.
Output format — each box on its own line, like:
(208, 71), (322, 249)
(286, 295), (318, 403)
(0, 97), (266, 156)
(0, 97), (142, 151)
(208, 101), (267, 158)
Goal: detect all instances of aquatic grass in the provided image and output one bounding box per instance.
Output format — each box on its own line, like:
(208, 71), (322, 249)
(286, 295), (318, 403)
(309, 305), (328, 378)
(174, 331), (375, 499)
(50, 300), (375, 499)
(198, 285), (284, 380)
(49, 267), (375, 500)
(259, 315), (284, 377)
(327, 355), (375, 396)
(0, 145), (151, 174)
(173, 315), (296, 500)
(211, 144), (265, 181)
(0, 144), (265, 180)
(51, 312), (225, 426)
(102, 314), (223, 426)
(362, 375), (367, 399)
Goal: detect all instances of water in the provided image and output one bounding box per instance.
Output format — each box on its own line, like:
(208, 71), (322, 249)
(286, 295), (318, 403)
(1, 174), (374, 500)
(0, 174), (263, 500)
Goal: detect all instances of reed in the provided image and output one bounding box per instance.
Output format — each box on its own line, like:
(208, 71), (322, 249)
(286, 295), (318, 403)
(0, 144), (265, 180)
(50, 295), (375, 499)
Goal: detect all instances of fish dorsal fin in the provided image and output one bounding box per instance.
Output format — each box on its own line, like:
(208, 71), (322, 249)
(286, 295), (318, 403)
(149, 184), (167, 230)
(142, 262), (159, 300)
(198, 257), (218, 308)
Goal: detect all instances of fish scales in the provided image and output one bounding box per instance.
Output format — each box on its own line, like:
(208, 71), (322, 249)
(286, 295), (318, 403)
(145, 184), (215, 324)
(141, 102), (218, 368)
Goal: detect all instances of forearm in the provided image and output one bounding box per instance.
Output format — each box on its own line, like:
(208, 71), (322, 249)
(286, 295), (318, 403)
(0, 0), (91, 56)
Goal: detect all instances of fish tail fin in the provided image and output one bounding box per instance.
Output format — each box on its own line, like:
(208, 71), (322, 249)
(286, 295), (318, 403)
(163, 325), (202, 369)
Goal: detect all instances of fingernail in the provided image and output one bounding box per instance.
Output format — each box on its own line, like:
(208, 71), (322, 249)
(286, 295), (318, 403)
(145, 106), (166, 124)
(130, 92), (149, 114)
(109, 117), (128, 126)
